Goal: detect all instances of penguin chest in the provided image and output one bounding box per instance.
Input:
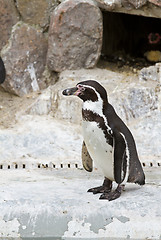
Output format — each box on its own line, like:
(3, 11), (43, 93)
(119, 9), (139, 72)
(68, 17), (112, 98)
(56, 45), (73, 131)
(82, 120), (114, 181)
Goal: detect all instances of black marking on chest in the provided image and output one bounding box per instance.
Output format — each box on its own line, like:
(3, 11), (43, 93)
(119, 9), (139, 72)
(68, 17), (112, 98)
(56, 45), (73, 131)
(82, 109), (113, 147)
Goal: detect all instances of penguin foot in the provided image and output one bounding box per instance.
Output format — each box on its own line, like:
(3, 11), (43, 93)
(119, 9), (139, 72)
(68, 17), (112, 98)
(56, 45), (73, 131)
(99, 190), (121, 201)
(87, 178), (112, 194)
(99, 184), (123, 201)
(88, 185), (111, 194)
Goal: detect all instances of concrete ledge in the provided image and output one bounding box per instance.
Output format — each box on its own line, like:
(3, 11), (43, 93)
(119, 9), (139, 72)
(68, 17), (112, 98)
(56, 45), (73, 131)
(0, 167), (161, 239)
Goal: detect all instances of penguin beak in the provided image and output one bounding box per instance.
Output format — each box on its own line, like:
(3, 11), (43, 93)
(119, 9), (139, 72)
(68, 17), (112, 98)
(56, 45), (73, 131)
(63, 84), (85, 96)
(62, 87), (79, 96)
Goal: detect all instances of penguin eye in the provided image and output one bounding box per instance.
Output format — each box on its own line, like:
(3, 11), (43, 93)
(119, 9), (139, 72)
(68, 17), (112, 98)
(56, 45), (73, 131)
(77, 84), (85, 92)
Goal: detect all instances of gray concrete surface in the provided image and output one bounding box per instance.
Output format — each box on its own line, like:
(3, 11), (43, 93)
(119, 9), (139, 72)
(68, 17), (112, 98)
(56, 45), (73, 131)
(0, 167), (160, 239)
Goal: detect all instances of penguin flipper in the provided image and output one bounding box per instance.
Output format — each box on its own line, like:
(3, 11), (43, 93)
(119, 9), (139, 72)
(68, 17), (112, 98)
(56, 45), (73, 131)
(82, 141), (93, 172)
(113, 131), (126, 184)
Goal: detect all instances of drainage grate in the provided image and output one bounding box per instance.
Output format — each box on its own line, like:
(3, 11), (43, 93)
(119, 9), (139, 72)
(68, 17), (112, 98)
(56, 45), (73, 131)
(142, 162), (161, 168)
(0, 161), (160, 170)
(0, 162), (83, 170)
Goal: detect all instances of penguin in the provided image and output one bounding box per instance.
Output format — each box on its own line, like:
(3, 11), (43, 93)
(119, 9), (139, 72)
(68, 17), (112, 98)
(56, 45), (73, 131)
(62, 80), (145, 201)
(0, 57), (6, 84)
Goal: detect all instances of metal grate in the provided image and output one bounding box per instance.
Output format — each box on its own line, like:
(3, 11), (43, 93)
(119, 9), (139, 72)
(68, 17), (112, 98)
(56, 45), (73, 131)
(0, 162), (82, 170)
(0, 161), (160, 170)
(142, 162), (161, 168)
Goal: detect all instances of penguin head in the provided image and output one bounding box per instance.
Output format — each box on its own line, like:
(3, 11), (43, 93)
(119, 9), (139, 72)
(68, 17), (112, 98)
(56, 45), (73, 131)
(62, 80), (108, 103)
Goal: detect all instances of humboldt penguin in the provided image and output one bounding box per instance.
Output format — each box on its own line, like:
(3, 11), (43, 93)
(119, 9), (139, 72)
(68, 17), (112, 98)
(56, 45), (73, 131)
(62, 80), (145, 201)
(0, 57), (6, 84)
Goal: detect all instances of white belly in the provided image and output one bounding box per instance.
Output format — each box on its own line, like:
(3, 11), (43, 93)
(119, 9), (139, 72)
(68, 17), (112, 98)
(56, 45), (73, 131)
(82, 120), (114, 181)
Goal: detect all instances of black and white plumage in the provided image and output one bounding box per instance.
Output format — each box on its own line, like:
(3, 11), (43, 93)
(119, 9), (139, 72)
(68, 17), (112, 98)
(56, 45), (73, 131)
(62, 80), (145, 201)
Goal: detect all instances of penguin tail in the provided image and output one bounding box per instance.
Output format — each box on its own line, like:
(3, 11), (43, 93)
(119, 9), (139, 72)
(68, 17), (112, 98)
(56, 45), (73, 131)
(128, 157), (146, 186)
(128, 176), (145, 185)
(128, 169), (145, 185)
(133, 170), (145, 185)
(135, 177), (145, 186)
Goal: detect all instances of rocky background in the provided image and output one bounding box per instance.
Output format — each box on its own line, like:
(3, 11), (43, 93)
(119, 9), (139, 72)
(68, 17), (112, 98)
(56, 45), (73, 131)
(0, 0), (60, 96)
(0, 0), (161, 96)
(0, 0), (161, 168)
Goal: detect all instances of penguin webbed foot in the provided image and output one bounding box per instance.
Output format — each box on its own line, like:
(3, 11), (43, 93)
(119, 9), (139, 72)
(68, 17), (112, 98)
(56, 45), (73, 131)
(87, 178), (112, 194)
(88, 185), (111, 194)
(99, 184), (124, 201)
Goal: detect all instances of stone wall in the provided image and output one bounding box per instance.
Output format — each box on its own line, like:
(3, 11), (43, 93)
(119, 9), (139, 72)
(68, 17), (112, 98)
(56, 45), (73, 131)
(0, 0), (161, 96)
(0, 0), (59, 96)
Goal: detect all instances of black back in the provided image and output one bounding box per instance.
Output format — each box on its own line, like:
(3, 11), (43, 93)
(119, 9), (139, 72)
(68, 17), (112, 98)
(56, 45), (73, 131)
(104, 103), (145, 185)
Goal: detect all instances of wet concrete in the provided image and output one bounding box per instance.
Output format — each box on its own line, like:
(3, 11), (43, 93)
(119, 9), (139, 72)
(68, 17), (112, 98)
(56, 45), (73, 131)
(0, 167), (160, 239)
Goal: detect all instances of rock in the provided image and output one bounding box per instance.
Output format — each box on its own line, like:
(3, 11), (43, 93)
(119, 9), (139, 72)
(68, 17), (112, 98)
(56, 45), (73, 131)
(95, 0), (121, 11)
(121, 87), (158, 119)
(95, 0), (161, 19)
(24, 87), (53, 116)
(121, 0), (147, 9)
(126, 0), (147, 8)
(1, 22), (48, 96)
(130, 112), (161, 160)
(121, 0), (134, 9)
(156, 63), (161, 84)
(149, 0), (161, 7)
(139, 64), (161, 83)
(133, 68), (137, 73)
(52, 78), (82, 124)
(0, 0), (19, 51)
(16, 0), (59, 30)
(47, 0), (103, 72)
(0, 115), (82, 163)
(114, 0), (161, 18)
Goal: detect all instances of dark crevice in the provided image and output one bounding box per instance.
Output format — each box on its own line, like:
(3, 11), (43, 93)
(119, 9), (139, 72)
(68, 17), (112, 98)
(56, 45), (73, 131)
(101, 11), (161, 67)
(13, 0), (22, 20)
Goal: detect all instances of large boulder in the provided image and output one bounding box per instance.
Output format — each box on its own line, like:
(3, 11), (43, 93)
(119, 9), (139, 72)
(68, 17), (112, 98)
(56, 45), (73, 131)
(47, 0), (103, 72)
(0, 0), (19, 51)
(16, 0), (59, 30)
(1, 22), (48, 96)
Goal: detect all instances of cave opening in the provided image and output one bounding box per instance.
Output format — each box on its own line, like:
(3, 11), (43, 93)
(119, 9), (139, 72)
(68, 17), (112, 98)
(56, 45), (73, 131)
(100, 11), (161, 67)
